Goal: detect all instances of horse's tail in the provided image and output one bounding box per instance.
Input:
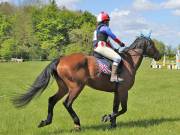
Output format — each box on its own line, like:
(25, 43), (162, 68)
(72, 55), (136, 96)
(12, 58), (60, 108)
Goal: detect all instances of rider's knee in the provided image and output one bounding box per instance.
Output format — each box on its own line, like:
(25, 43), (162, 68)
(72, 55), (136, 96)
(113, 56), (121, 64)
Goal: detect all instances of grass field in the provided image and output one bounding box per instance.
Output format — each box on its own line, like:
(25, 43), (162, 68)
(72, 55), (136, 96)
(0, 59), (180, 135)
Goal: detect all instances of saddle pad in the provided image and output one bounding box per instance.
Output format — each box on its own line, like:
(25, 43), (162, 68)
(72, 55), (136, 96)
(97, 59), (111, 75)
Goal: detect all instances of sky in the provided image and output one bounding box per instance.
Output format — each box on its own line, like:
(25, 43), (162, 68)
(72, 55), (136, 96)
(1, 0), (180, 48)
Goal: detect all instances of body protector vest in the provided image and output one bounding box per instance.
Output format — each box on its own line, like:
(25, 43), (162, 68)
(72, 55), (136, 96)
(93, 24), (108, 48)
(96, 24), (108, 42)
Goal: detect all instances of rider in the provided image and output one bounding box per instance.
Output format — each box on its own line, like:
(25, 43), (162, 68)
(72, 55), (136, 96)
(93, 11), (125, 82)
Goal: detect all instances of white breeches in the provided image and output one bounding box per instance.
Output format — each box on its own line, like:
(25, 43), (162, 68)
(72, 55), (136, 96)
(94, 41), (121, 65)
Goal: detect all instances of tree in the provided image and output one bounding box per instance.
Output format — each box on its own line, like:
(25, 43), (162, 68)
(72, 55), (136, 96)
(166, 45), (175, 58)
(0, 2), (96, 60)
(78, 11), (96, 26)
(0, 2), (15, 15)
(178, 44), (180, 50)
(66, 23), (95, 55)
(0, 13), (12, 42)
(153, 39), (166, 55)
(33, 4), (68, 59)
(12, 9), (38, 59)
(0, 38), (16, 59)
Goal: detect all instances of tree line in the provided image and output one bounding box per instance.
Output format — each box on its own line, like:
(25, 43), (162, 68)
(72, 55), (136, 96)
(0, 1), (96, 60)
(153, 39), (180, 59)
(0, 1), (179, 61)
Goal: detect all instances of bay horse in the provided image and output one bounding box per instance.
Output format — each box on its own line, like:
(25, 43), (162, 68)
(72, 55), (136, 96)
(13, 35), (161, 130)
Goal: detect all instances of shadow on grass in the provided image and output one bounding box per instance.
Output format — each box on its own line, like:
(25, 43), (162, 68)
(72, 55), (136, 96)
(49, 117), (180, 134)
(116, 117), (180, 128)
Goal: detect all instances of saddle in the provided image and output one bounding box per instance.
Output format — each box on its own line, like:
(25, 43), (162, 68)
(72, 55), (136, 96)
(93, 51), (123, 75)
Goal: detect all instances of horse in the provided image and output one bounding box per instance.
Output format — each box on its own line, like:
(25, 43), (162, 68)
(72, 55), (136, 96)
(13, 35), (161, 130)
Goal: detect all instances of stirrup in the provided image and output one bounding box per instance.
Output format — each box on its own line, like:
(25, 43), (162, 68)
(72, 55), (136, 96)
(117, 77), (124, 82)
(110, 76), (124, 82)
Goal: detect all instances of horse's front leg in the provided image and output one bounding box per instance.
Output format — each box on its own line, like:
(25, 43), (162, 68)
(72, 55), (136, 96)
(102, 89), (128, 128)
(110, 90), (120, 128)
(102, 90), (120, 128)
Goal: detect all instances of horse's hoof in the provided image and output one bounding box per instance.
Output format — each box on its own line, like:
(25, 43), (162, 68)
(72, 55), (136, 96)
(38, 120), (46, 128)
(110, 124), (117, 129)
(71, 125), (81, 132)
(102, 114), (112, 123)
(74, 124), (81, 131)
(38, 120), (51, 128)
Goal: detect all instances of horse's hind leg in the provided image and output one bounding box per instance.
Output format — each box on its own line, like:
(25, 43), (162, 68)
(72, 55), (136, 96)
(63, 82), (84, 130)
(38, 80), (68, 128)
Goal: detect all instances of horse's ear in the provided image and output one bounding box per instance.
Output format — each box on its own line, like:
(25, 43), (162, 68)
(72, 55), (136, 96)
(148, 30), (152, 38)
(140, 29), (152, 39)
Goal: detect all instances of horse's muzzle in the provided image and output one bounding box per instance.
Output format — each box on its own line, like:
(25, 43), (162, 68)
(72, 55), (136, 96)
(154, 52), (161, 61)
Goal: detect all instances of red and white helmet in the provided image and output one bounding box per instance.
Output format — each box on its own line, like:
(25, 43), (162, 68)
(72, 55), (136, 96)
(97, 11), (110, 23)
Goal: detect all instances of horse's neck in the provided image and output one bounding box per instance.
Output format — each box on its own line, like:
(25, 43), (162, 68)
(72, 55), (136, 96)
(128, 49), (143, 72)
(132, 55), (143, 71)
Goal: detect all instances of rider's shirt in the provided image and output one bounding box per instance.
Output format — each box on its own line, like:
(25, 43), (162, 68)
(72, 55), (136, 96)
(93, 24), (121, 48)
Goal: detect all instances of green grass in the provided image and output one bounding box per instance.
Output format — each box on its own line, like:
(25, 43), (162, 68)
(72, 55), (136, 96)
(0, 60), (180, 135)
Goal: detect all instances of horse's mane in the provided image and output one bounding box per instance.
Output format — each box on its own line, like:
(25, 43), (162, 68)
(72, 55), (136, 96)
(123, 37), (142, 53)
(122, 36), (147, 53)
